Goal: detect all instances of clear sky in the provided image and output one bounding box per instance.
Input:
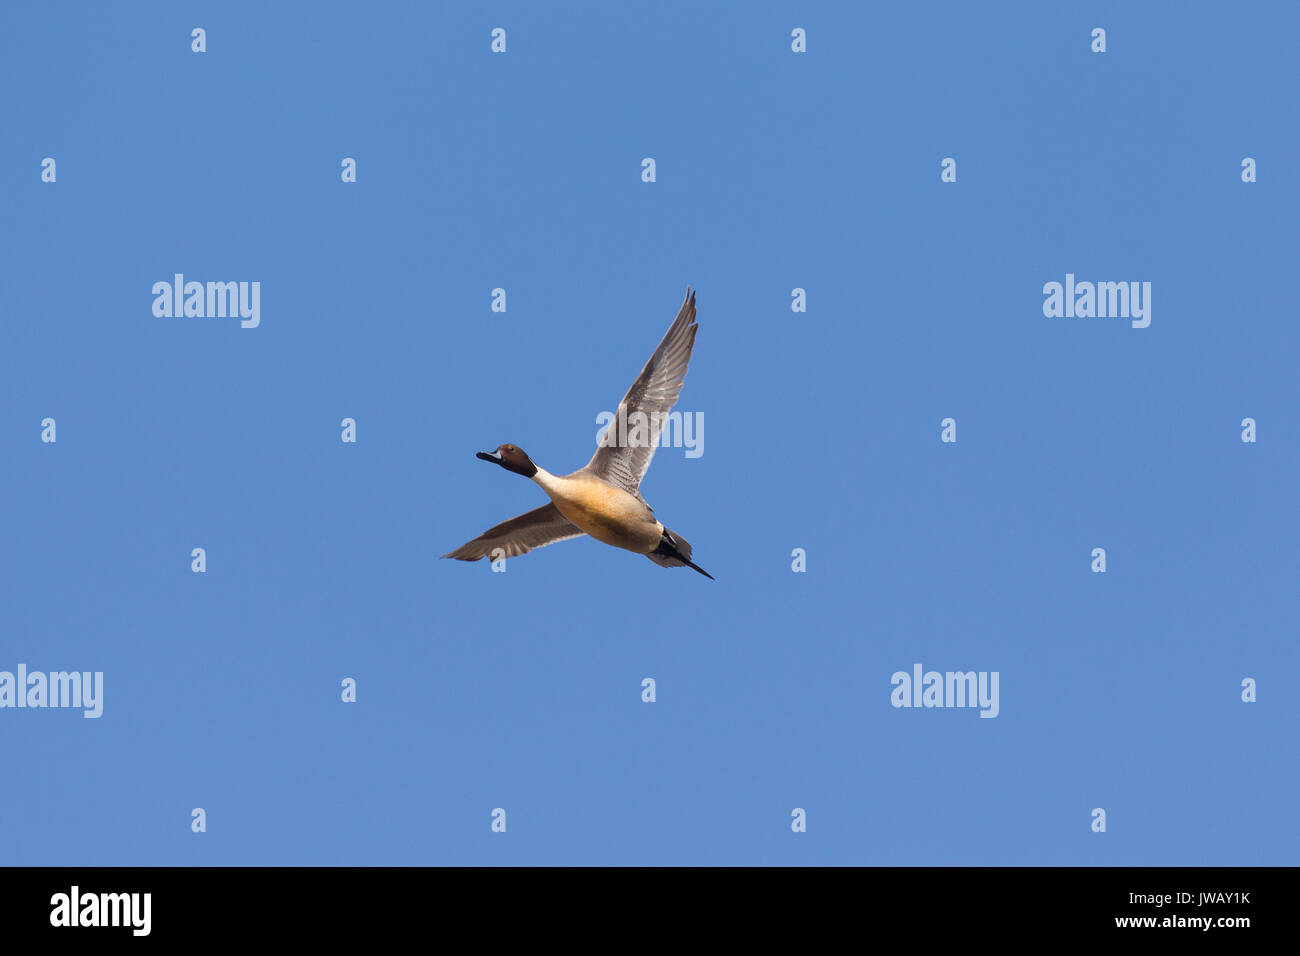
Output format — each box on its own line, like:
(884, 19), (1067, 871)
(2, 1), (1296, 865)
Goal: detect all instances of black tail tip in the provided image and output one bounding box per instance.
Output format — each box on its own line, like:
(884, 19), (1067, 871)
(652, 530), (713, 579)
(688, 561), (715, 580)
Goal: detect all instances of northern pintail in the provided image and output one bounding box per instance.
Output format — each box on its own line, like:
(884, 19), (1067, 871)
(444, 288), (712, 579)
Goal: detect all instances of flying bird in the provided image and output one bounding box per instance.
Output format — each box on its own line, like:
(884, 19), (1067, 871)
(444, 288), (712, 579)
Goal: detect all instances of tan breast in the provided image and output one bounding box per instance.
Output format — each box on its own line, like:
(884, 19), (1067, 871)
(538, 473), (662, 554)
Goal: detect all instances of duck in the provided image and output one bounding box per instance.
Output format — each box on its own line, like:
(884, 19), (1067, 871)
(443, 288), (712, 579)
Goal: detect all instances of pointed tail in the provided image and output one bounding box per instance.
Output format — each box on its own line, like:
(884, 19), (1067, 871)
(647, 528), (714, 580)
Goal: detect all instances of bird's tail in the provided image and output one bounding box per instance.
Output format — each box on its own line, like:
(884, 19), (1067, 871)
(647, 528), (714, 580)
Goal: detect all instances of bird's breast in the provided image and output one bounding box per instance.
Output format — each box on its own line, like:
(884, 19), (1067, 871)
(535, 474), (661, 554)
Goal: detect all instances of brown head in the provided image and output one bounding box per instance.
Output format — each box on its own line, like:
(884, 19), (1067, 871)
(476, 444), (538, 478)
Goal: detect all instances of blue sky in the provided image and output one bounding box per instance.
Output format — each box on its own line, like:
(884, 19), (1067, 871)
(2, 1), (1296, 865)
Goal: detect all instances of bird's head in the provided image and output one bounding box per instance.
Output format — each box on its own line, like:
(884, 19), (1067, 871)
(476, 444), (538, 478)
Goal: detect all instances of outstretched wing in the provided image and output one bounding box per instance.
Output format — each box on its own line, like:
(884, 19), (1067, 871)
(584, 287), (698, 494)
(442, 503), (584, 561)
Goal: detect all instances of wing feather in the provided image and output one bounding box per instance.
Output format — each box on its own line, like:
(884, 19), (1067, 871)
(584, 288), (698, 494)
(442, 502), (584, 561)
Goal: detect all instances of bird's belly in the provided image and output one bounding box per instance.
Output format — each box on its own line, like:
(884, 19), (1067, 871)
(549, 483), (661, 554)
